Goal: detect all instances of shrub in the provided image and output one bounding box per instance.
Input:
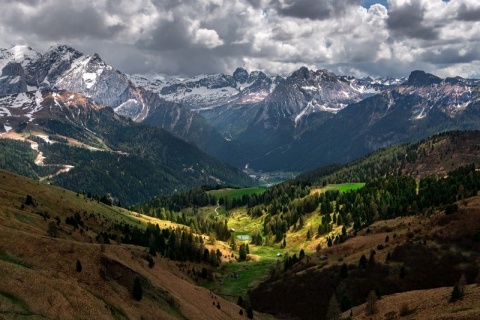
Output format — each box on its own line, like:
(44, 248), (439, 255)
(399, 303), (414, 316)
(445, 203), (458, 215)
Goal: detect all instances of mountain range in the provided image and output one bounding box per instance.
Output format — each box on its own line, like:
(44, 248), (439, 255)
(0, 89), (252, 205)
(1, 44), (480, 175)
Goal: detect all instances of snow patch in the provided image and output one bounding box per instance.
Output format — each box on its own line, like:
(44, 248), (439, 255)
(413, 108), (426, 120)
(36, 135), (52, 143)
(12, 93), (30, 108)
(295, 102), (312, 125)
(82, 72), (97, 89)
(0, 107), (12, 117)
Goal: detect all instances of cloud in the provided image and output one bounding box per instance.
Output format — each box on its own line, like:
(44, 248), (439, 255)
(456, 2), (480, 21)
(271, 0), (363, 20)
(0, 0), (479, 79)
(194, 28), (224, 48)
(1, 0), (125, 42)
(386, 0), (438, 40)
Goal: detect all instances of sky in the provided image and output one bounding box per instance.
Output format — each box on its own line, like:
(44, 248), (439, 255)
(1, 0), (479, 79)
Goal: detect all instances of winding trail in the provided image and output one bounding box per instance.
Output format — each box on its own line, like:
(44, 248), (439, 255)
(26, 138), (75, 180)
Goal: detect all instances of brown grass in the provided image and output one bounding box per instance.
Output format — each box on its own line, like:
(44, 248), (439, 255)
(0, 169), (271, 319)
(344, 285), (480, 320)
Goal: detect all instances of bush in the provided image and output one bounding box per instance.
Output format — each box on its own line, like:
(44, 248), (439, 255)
(399, 303), (414, 316)
(445, 203), (458, 215)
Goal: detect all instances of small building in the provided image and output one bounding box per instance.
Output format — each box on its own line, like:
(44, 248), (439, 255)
(276, 253), (282, 257)
(229, 228), (235, 232)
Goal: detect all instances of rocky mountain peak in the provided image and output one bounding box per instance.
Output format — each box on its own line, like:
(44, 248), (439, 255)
(405, 70), (442, 87)
(291, 66), (311, 80)
(233, 67), (249, 83)
(0, 61), (27, 95)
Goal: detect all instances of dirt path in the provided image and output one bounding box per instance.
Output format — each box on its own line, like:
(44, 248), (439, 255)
(26, 138), (75, 180)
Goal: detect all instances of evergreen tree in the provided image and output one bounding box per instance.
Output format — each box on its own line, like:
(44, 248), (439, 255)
(239, 244), (247, 261)
(326, 295), (341, 320)
(358, 254), (367, 269)
(133, 276), (143, 301)
(247, 306), (254, 319)
(76, 259), (82, 273)
(365, 290), (378, 315)
(450, 283), (462, 302)
(237, 296), (244, 307)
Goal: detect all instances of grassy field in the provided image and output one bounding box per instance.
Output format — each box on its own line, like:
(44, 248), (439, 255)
(311, 183), (365, 195)
(207, 187), (266, 200)
(324, 183), (365, 192)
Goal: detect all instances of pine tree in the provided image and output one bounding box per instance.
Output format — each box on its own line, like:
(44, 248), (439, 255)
(247, 306), (254, 319)
(365, 290), (378, 315)
(239, 244), (247, 261)
(133, 276), (143, 301)
(450, 283), (462, 302)
(358, 254), (367, 269)
(237, 296), (244, 307)
(326, 295), (341, 320)
(76, 259), (82, 273)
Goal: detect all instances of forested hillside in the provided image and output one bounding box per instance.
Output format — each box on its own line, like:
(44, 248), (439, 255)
(0, 90), (255, 205)
(298, 130), (480, 184)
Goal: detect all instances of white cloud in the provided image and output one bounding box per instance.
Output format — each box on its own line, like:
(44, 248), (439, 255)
(194, 28), (224, 48)
(0, 0), (478, 78)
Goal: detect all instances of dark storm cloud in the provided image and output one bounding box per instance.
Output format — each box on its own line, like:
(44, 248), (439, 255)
(136, 18), (193, 51)
(456, 3), (480, 21)
(1, 0), (480, 79)
(387, 1), (438, 40)
(246, 0), (264, 9)
(271, 0), (362, 20)
(4, 1), (124, 41)
(2, 0), (42, 5)
(419, 46), (480, 65)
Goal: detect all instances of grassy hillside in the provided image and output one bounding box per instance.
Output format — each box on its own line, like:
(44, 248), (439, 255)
(299, 130), (480, 185)
(0, 169), (271, 319)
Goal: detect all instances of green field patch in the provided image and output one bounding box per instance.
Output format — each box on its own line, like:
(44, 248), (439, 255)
(250, 245), (283, 260)
(210, 260), (274, 299)
(207, 187), (265, 200)
(323, 183), (365, 193)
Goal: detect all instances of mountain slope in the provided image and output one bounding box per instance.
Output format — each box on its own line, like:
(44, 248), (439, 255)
(3, 44), (480, 174)
(0, 90), (254, 205)
(0, 168), (267, 319)
(0, 45), (240, 165)
(248, 71), (480, 171)
(298, 130), (480, 184)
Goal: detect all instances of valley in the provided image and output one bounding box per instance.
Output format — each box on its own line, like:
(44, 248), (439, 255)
(1, 127), (480, 318)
